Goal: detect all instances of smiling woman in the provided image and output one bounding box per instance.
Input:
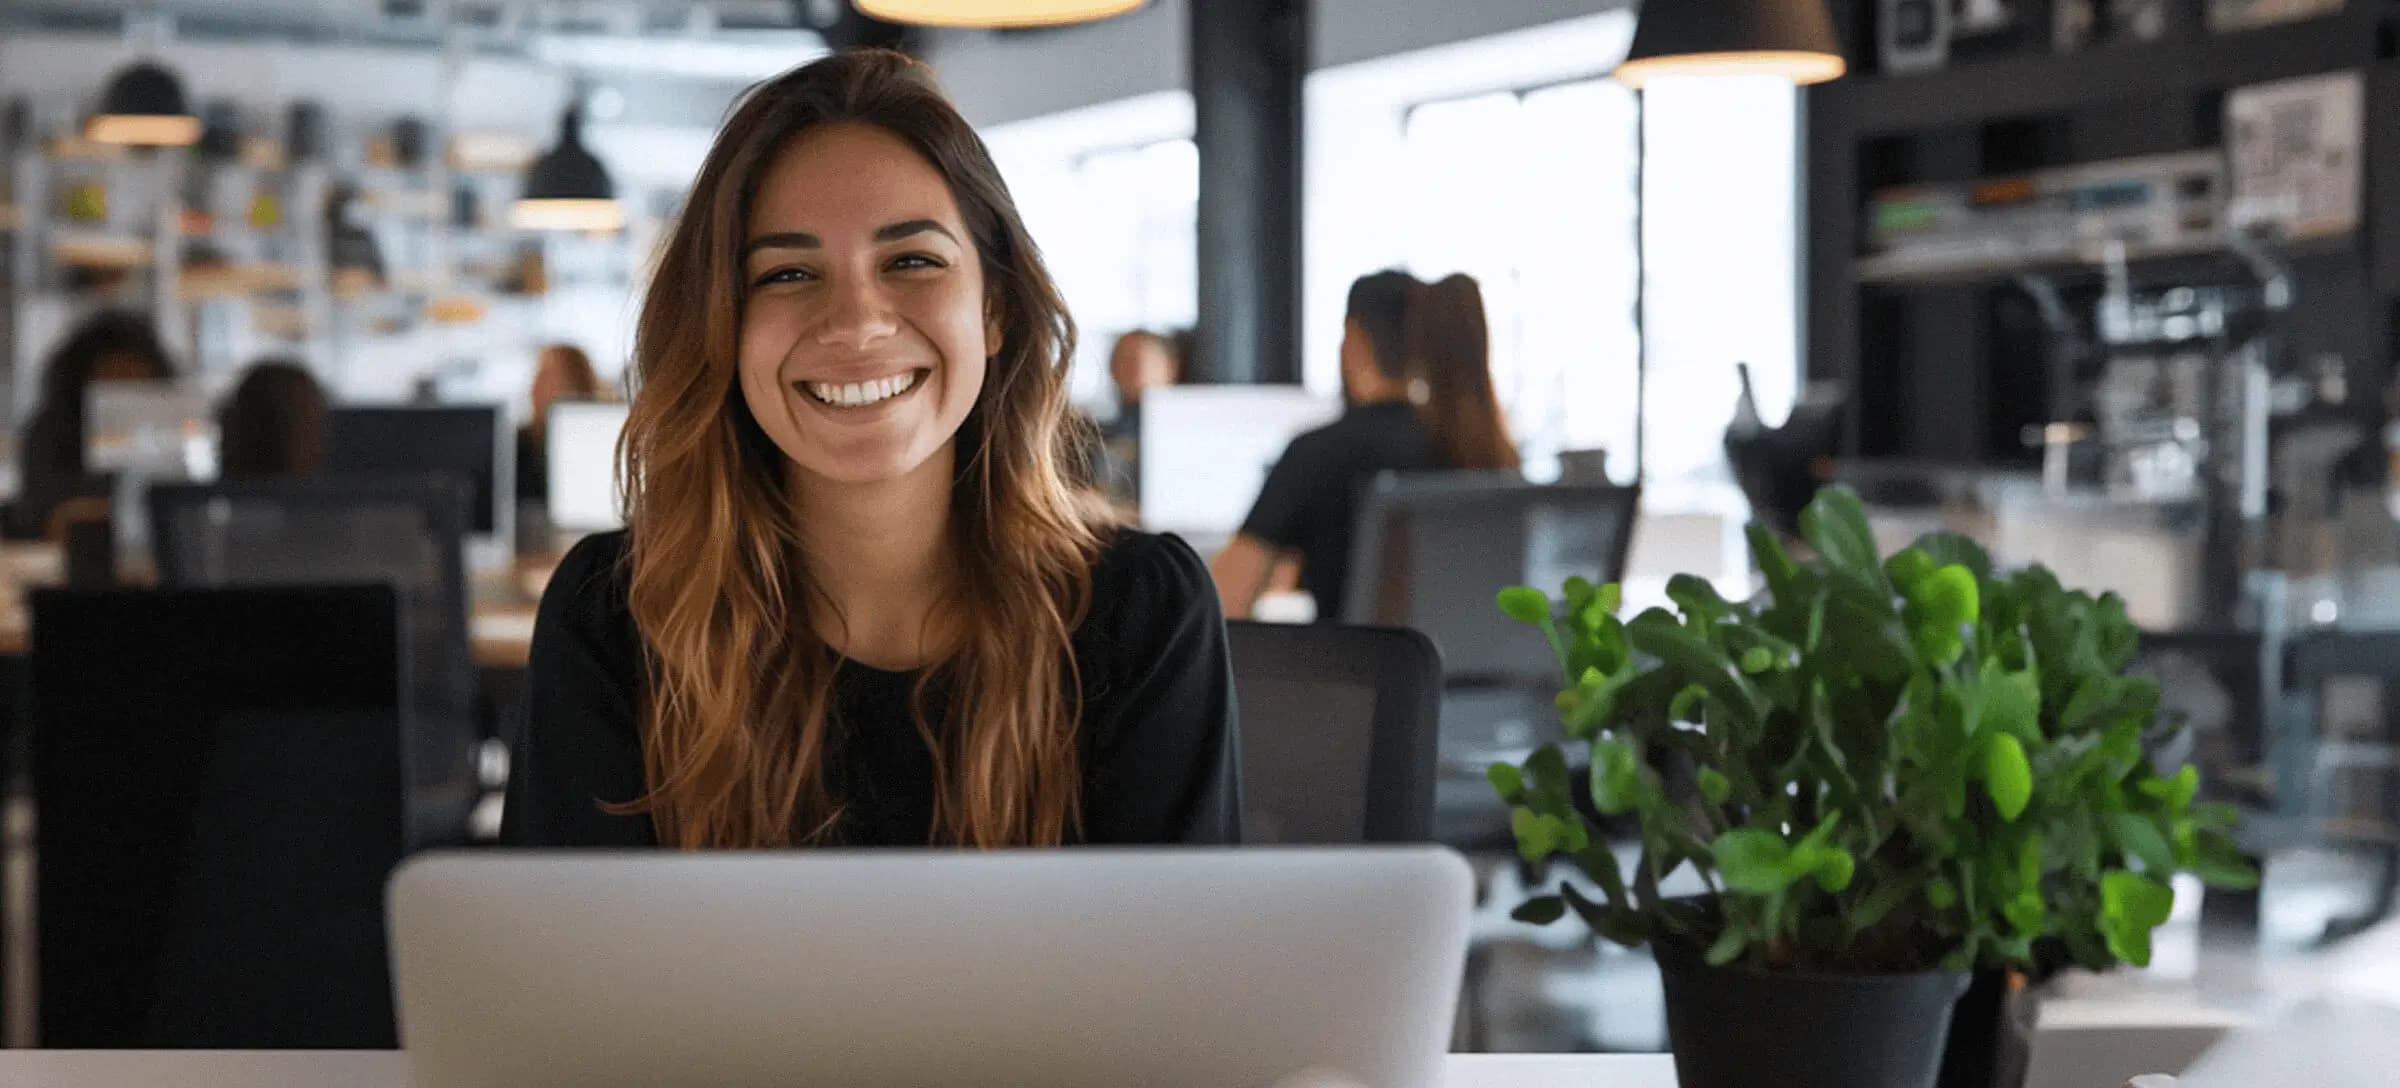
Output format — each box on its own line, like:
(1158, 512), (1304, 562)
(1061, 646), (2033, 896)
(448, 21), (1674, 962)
(503, 49), (1242, 850)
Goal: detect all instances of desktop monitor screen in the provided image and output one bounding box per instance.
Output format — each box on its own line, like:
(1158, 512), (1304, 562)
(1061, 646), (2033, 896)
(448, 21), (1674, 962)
(85, 380), (217, 478)
(1137, 387), (1339, 543)
(322, 405), (506, 536)
(546, 400), (629, 532)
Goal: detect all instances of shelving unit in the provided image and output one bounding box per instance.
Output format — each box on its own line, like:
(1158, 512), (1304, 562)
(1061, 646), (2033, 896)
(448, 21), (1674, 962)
(1804, 0), (2400, 466)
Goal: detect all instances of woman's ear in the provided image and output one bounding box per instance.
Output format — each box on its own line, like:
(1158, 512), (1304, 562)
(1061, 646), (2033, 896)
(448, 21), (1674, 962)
(983, 296), (1004, 359)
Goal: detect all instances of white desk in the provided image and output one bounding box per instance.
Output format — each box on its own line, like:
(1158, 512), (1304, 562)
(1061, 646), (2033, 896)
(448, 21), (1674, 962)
(0, 1051), (1676, 1086)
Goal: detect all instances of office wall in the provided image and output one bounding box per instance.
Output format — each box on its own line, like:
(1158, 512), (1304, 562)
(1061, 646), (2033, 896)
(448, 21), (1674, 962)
(923, 0), (1634, 128)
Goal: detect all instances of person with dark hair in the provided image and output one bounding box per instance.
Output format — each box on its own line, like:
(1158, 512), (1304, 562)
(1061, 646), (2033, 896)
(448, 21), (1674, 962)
(11, 309), (177, 540)
(1210, 270), (1435, 621)
(505, 50), (1237, 850)
(217, 359), (329, 479)
(1406, 274), (1520, 473)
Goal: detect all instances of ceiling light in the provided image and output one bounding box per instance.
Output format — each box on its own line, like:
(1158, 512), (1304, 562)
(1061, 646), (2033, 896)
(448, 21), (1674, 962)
(1615, 0), (1847, 89)
(853, 0), (1147, 30)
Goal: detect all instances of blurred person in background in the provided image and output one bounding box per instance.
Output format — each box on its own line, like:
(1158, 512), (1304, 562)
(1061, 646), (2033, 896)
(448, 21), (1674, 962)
(1211, 270), (1428, 620)
(1210, 271), (1521, 621)
(1407, 273), (1520, 475)
(1093, 328), (1184, 502)
(216, 359), (329, 479)
(10, 309), (178, 540)
(515, 342), (611, 504)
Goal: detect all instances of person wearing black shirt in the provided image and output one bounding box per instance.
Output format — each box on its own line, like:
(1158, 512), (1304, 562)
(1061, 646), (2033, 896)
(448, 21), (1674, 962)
(504, 51), (1239, 850)
(1211, 271), (1433, 620)
(1211, 272), (1522, 622)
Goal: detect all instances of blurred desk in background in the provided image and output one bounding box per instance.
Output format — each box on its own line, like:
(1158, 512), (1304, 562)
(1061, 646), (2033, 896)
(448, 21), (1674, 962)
(0, 543), (546, 669)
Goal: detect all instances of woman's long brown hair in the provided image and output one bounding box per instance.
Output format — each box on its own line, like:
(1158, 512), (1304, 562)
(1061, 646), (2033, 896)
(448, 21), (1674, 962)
(611, 49), (1103, 848)
(1407, 274), (1520, 471)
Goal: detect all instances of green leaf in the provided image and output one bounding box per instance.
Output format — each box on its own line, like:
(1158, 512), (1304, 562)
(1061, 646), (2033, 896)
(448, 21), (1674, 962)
(1563, 576), (1598, 611)
(2004, 891), (2047, 936)
(1847, 878), (1916, 937)
(2138, 765), (2200, 810)
(1511, 808), (1560, 863)
(1914, 532), (1994, 581)
(2109, 811), (2177, 874)
(1801, 486), (1885, 585)
(1588, 738), (1643, 815)
(1905, 565), (1981, 666)
(1978, 660), (2042, 742)
(1748, 523), (1811, 608)
(1809, 848), (1857, 893)
(1511, 895), (1567, 925)
(1497, 586), (1552, 626)
(1984, 732), (2033, 822)
(1706, 926), (1750, 967)
(1697, 767), (1732, 805)
(1884, 548), (1937, 593)
(1487, 763), (1525, 804)
(1561, 882), (1651, 948)
(2100, 871), (2175, 966)
(2190, 834), (2260, 891)
(1927, 877), (1959, 910)
(1740, 646), (1775, 675)
(1712, 828), (1802, 894)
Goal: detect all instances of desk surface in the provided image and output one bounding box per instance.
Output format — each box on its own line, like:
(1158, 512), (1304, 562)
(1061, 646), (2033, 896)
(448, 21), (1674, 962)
(0, 1051), (1675, 1087)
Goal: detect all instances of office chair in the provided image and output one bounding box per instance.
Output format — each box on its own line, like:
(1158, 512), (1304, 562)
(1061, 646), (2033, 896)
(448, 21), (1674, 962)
(148, 475), (479, 845)
(1227, 620), (1440, 844)
(27, 583), (411, 1048)
(1342, 472), (1641, 848)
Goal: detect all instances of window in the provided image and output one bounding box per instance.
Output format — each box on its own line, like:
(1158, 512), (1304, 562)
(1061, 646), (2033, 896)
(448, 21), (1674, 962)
(1394, 79), (1643, 480)
(994, 133), (1197, 412)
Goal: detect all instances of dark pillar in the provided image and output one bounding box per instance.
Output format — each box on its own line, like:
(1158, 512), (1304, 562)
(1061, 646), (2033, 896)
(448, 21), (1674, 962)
(1190, 0), (1305, 385)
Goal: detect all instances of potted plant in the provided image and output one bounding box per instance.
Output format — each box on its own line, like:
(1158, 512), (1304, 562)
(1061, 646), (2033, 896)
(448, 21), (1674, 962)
(1489, 486), (2257, 1088)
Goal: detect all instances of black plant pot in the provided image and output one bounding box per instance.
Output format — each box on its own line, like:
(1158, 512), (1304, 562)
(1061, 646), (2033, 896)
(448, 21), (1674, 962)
(1937, 969), (2040, 1088)
(1655, 941), (1970, 1088)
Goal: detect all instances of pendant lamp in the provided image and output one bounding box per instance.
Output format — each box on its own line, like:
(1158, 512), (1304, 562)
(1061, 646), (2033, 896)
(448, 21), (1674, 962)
(513, 103), (622, 233)
(853, 0), (1146, 29)
(1616, 0), (1847, 89)
(86, 60), (201, 147)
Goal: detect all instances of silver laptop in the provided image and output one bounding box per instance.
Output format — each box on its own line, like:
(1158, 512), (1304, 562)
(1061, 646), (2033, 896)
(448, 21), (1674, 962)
(387, 848), (1473, 1088)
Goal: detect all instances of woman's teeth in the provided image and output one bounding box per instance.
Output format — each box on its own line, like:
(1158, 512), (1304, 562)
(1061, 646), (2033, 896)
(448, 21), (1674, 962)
(802, 370), (922, 408)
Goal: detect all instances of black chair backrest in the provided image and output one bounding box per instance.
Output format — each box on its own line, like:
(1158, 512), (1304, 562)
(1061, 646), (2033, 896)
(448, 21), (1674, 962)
(147, 474), (478, 839)
(28, 583), (410, 1048)
(1343, 472), (1639, 686)
(1228, 620), (1440, 843)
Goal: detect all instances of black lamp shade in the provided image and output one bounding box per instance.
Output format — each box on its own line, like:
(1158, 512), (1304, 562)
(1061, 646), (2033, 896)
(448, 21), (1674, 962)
(88, 60), (201, 146)
(1619, 0), (1846, 87)
(514, 108), (622, 232)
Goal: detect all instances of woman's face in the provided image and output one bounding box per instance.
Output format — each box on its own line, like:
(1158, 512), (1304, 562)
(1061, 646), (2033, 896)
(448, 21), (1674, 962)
(738, 122), (995, 488)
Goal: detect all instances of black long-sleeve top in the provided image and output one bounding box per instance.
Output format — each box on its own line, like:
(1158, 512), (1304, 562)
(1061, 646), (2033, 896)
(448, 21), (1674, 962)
(501, 527), (1242, 847)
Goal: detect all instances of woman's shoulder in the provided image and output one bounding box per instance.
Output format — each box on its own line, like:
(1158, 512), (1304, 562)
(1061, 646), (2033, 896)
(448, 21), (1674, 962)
(1089, 526), (1211, 604)
(537, 528), (635, 640)
(1081, 527), (1215, 642)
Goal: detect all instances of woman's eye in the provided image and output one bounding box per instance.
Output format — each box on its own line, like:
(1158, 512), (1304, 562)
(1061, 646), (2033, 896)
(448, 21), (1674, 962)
(890, 253), (945, 272)
(753, 267), (812, 287)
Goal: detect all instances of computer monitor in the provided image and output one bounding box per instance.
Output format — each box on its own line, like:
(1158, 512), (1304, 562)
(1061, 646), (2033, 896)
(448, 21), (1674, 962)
(323, 405), (511, 567)
(1137, 386), (1339, 548)
(545, 400), (629, 533)
(84, 380), (217, 478)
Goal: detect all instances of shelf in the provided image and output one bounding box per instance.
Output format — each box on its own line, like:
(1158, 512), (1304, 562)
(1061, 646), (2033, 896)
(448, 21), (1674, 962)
(1824, 16), (2378, 136)
(1856, 232), (2361, 287)
(49, 233), (156, 270)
